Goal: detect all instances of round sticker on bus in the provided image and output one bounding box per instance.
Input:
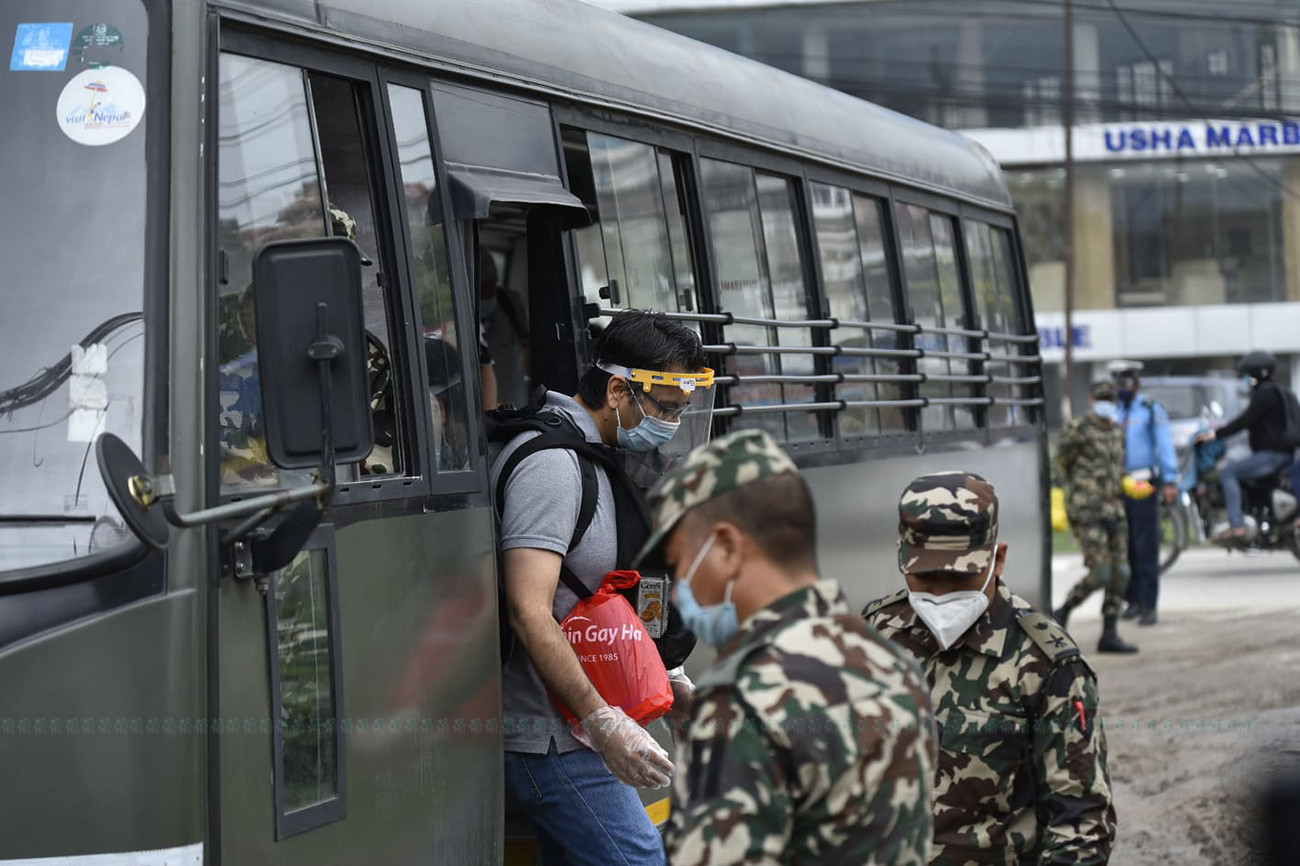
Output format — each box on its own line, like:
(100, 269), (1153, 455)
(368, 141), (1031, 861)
(55, 65), (145, 146)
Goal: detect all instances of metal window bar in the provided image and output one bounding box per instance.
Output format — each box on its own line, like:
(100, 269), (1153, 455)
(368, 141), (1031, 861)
(923, 324), (987, 339)
(716, 372), (930, 387)
(922, 349), (990, 362)
(927, 396), (996, 407)
(985, 331), (1040, 344)
(841, 399), (927, 409)
(840, 373), (925, 384)
(986, 354), (1042, 365)
(835, 319), (922, 335)
(923, 373), (994, 384)
(990, 374), (1042, 385)
(715, 374), (843, 386)
(992, 397), (1046, 407)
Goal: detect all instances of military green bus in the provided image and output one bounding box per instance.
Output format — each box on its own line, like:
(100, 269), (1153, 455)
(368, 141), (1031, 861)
(0, 0), (1046, 863)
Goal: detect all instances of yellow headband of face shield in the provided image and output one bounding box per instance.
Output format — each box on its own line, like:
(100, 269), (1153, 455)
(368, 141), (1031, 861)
(596, 362), (715, 394)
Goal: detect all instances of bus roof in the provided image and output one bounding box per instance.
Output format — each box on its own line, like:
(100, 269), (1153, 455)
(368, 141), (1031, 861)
(218, 0), (1013, 208)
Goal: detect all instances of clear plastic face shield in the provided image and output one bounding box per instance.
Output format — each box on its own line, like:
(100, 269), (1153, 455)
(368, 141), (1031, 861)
(597, 362), (715, 465)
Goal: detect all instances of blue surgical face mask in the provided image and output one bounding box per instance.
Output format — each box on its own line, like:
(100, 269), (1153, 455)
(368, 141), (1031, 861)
(675, 534), (739, 648)
(616, 391), (680, 452)
(1093, 400), (1117, 421)
(1241, 374), (1256, 390)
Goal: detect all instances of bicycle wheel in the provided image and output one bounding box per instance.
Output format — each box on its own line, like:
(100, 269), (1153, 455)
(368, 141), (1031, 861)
(1159, 501), (1189, 574)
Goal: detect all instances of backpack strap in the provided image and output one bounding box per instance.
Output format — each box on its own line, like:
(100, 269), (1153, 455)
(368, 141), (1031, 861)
(494, 415), (603, 601)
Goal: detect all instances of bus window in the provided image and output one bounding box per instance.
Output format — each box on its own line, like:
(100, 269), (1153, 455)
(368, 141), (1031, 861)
(561, 128), (700, 318)
(811, 184), (907, 437)
(387, 83), (473, 471)
(217, 56), (411, 487)
(931, 215), (977, 430)
(967, 222), (1027, 426)
(699, 160), (818, 443)
(896, 204), (976, 433)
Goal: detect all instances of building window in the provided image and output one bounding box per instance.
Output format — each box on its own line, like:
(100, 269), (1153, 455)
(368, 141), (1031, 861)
(1206, 49), (1230, 78)
(1111, 161), (1286, 307)
(1259, 41), (1280, 111)
(1024, 75), (1061, 127)
(1116, 59), (1172, 117)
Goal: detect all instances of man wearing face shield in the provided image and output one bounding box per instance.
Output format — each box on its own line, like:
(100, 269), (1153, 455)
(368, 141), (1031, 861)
(492, 310), (712, 866)
(865, 471), (1116, 866)
(1107, 359), (1178, 626)
(638, 430), (936, 866)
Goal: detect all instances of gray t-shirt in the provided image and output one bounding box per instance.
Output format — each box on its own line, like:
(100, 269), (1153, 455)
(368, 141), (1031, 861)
(491, 391), (617, 754)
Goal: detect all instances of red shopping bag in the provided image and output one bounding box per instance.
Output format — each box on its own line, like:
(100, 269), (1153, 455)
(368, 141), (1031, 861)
(555, 570), (673, 726)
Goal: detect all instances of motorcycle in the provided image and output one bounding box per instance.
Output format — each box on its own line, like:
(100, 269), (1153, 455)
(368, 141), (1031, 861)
(1180, 416), (1300, 562)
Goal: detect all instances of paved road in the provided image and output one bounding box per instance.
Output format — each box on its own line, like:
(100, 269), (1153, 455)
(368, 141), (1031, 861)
(1050, 545), (1300, 866)
(1051, 545), (1300, 618)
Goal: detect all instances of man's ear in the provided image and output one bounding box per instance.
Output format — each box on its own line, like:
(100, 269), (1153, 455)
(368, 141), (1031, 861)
(713, 522), (746, 576)
(606, 374), (629, 410)
(993, 542), (1009, 577)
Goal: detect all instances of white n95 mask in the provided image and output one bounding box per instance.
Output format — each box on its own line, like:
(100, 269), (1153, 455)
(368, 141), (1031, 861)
(907, 558), (996, 650)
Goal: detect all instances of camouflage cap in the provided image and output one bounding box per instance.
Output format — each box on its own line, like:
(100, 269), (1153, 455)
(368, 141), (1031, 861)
(633, 429), (797, 566)
(897, 471), (999, 576)
(1091, 380), (1117, 401)
(328, 203), (375, 266)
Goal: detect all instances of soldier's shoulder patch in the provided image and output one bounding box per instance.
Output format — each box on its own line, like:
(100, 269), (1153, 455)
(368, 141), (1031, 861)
(862, 588), (909, 620)
(1014, 609), (1081, 664)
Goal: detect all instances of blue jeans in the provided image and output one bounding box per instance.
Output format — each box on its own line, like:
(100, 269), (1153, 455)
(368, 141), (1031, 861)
(1220, 450), (1294, 528)
(1124, 494), (1160, 613)
(504, 742), (666, 866)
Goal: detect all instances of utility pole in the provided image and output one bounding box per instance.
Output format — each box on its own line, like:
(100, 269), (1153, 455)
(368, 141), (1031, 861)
(1062, 0), (1077, 417)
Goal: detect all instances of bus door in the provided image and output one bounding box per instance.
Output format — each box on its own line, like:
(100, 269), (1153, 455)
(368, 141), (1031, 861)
(213, 32), (499, 864)
(429, 82), (591, 402)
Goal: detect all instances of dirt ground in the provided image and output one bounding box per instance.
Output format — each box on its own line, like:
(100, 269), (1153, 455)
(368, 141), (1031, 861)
(1067, 608), (1300, 865)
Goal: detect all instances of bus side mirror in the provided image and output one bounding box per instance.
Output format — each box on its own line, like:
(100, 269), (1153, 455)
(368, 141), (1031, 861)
(252, 237), (374, 469)
(97, 237), (373, 569)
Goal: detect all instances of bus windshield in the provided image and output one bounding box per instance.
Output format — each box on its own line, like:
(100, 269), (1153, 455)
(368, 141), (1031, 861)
(0, 1), (151, 571)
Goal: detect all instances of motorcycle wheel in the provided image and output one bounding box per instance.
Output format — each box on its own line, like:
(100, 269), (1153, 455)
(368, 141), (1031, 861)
(1159, 501), (1189, 574)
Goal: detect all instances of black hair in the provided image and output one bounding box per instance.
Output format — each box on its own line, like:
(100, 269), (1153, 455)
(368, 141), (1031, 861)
(577, 310), (706, 407)
(684, 472), (819, 573)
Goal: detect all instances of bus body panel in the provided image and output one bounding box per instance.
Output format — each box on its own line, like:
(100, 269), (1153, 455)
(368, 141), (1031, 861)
(0, 590), (205, 858)
(216, 506), (501, 865)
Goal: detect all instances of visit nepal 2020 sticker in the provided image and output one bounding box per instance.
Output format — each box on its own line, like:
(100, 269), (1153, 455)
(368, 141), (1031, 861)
(56, 65), (145, 146)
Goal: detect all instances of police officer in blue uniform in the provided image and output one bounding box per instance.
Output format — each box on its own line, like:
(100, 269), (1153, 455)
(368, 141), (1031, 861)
(1108, 360), (1179, 626)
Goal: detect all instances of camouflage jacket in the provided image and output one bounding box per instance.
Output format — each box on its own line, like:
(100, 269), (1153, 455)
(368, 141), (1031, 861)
(1056, 413), (1126, 524)
(665, 579), (936, 866)
(864, 580), (1116, 866)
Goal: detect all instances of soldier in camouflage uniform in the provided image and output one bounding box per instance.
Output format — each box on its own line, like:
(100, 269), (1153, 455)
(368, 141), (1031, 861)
(636, 429), (937, 866)
(1053, 381), (1139, 654)
(864, 471), (1116, 866)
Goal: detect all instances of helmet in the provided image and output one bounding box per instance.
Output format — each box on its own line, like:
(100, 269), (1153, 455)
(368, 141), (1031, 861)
(1106, 359), (1143, 381)
(1236, 350), (1276, 381)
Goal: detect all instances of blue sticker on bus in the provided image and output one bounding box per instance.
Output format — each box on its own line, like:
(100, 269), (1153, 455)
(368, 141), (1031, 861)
(10, 22), (73, 71)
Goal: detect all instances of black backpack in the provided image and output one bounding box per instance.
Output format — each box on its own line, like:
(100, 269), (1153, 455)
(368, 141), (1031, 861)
(1269, 381), (1300, 449)
(487, 387), (696, 670)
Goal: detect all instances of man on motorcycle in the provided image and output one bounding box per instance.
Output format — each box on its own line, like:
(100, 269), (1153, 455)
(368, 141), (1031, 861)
(1108, 360), (1178, 627)
(1197, 351), (1295, 543)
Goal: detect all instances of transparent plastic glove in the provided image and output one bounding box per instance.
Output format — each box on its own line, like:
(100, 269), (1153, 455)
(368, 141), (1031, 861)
(576, 706), (674, 789)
